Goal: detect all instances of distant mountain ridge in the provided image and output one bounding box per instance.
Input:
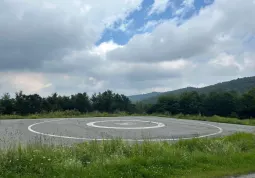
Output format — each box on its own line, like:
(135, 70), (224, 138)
(127, 92), (161, 103)
(128, 76), (255, 104)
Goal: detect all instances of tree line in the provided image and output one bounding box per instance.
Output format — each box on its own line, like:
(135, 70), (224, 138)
(0, 88), (254, 119)
(0, 90), (135, 115)
(146, 88), (255, 119)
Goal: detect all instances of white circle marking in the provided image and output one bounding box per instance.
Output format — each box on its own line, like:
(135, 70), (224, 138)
(114, 122), (134, 126)
(28, 118), (223, 141)
(86, 120), (165, 129)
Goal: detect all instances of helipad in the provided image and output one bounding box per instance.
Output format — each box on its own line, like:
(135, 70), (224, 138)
(27, 117), (223, 141)
(1, 116), (255, 147)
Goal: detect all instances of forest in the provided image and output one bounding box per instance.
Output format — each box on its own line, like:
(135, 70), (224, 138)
(0, 90), (135, 115)
(146, 88), (255, 119)
(134, 76), (255, 104)
(0, 88), (255, 119)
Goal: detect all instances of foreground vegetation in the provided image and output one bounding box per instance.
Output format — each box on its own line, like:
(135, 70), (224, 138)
(146, 88), (255, 119)
(1, 88), (255, 120)
(1, 110), (255, 126)
(1, 133), (255, 178)
(157, 113), (255, 126)
(137, 76), (255, 104)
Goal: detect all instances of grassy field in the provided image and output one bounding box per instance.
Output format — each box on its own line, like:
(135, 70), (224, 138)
(0, 110), (255, 126)
(0, 132), (255, 178)
(155, 113), (255, 126)
(0, 110), (133, 119)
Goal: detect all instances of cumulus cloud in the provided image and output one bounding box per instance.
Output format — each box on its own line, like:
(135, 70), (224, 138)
(172, 0), (195, 17)
(0, 72), (53, 96)
(208, 53), (243, 76)
(0, 0), (142, 71)
(148, 0), (170, 15)
(109, 0), (255, 64)
(0, 0), (255, 96)
(137, 20), (164, 32)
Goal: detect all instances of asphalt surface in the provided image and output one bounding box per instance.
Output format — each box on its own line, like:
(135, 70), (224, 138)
(0, 116), (255, 148)
(234, 174), (255, 178)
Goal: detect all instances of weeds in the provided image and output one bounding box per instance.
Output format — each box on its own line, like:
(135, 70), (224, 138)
(154, 113), (255, 126)
(0, 110), (138, 120)
(0, 133), (255, 178)
(2, 111), (254, 127)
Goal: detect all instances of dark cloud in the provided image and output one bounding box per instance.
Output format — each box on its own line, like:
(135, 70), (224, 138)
(0, 0), (255, 96)
(0, 1), (99, 71)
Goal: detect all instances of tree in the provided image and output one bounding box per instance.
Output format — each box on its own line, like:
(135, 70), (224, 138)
(0, 93), (15, 114)
(15, 91), (29, 115)
(135, 101), (150, 114)
(71, 93), (91, 112)
(202, 91), (239, 117)
(45, 93), (61, 112)
(58, 96), (72, 111)
(179, 91), (201, 114)
(239, 88), (255, 118)
(91, 90), (133, 113)
(157, 95), (180, 115)
(26, 94), (43, 114)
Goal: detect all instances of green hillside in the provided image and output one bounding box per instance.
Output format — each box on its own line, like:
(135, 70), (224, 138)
(128, 92), (161, 102)
(129, 76), (255, 104)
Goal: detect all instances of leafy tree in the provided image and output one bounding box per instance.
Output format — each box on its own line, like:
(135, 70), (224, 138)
(0, 93), (15, 114)
(26, 94), (43, 114)
(45, 93), (61, 112)
(239, 88), (255, 118)
(0, 87), (254, 119)
(71, 93), (91, 112)
(202, 91), (239, 117)
(179, 91), (201, 115)
(135, 101), (151, 114)
(91, 90), (133, 113)
(15, 91), (29, 115)
(58, 96), (72, 111)
(146, 103), (163, 114)
(158, 95), (180, 115)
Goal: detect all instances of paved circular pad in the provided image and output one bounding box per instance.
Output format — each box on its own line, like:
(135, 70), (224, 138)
(86, 120), (165, 129)
(28, 117), (223, 141)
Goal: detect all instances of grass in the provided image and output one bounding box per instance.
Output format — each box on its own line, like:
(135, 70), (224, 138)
(0, 110), (254, 126)
(0, 110), (139, 119)
(1, 132), (255, 178)
(155, 113), (255, 126)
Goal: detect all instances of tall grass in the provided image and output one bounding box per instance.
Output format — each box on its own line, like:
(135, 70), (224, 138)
(0, 110), (255, 126)
(0, 133), (255, 178)
(161, 113), (255, 126)
(0, 110), (138, 119)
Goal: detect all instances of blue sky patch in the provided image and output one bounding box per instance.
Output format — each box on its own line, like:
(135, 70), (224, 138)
(97, 0), (215, 46)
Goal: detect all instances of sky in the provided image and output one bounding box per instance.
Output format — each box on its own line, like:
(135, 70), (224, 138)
(0, 0), (255, 97)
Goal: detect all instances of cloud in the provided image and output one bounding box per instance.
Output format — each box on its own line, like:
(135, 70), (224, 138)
(89, 41), (123, 59)
(137, 20), (164, 32)
(173, 0), (195, 17)
(148, 0), (170, 15)
(0, 0), (142, 71)
(108, 0), (255, 63)
(101, 59), (193, 82)
(110, 19), (134, 33)
(0, 72), (52, 96)
(45, 74), (105, 96)
(208, 53), (243, 76)
(0, 0), (255, 96)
